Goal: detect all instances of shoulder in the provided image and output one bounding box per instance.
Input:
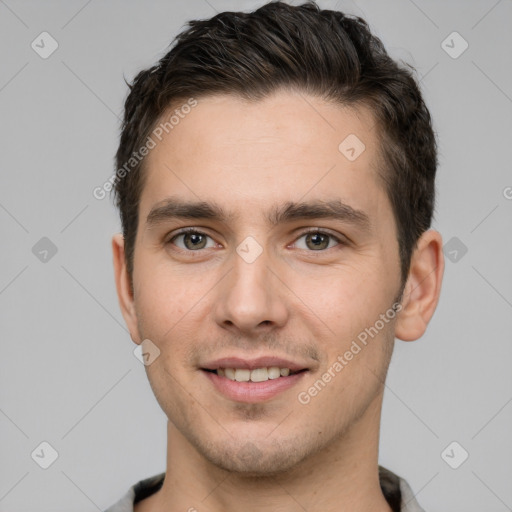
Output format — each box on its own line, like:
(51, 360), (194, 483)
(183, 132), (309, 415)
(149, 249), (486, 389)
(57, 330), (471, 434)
(103, 472), (166, 512)
(378, 466), (426, 512)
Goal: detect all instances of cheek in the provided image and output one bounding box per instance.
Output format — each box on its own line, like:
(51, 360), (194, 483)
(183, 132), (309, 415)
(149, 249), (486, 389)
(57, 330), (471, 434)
(133, 259), (201, 334)
(288, 266), (382, 337)
(132, 263), (213, 375)
(289, 268), (396, 380)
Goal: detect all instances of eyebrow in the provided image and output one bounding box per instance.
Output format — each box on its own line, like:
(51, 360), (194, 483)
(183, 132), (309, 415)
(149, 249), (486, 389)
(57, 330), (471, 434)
(146, 196), (371, 232)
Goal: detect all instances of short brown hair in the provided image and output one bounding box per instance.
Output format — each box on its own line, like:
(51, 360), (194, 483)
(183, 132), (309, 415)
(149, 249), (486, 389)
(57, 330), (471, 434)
(113, 0), (438, 286)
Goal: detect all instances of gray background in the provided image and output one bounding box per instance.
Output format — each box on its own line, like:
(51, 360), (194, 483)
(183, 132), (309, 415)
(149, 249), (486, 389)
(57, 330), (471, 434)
(1, 0), (511, 510)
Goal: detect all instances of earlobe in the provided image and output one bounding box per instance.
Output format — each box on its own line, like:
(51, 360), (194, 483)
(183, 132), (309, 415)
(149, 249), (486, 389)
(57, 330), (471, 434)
(112, 233), (142, 344)
(395, 229), (445, 342)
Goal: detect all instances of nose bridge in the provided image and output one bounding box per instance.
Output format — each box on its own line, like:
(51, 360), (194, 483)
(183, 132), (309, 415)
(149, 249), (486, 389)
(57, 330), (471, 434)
(233, 241), (271, 292)
(214, 238), (288, 332)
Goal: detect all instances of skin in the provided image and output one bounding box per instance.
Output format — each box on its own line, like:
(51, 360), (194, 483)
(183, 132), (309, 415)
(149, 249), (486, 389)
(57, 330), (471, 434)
(113, 89), (444, 512)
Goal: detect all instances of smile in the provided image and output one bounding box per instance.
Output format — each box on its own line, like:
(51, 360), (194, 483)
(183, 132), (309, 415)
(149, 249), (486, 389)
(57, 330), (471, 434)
(205, 366), (303, 382)
(202, 367), (308, 403)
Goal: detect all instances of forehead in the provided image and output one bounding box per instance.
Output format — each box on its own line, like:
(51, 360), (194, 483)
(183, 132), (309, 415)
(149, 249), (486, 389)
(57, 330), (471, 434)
(151, 90), (379, 168)
(139, 90), (389, 226)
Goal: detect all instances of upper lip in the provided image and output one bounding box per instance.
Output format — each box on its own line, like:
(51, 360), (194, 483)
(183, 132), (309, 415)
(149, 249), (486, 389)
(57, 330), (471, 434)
(201, 356), (309, 373)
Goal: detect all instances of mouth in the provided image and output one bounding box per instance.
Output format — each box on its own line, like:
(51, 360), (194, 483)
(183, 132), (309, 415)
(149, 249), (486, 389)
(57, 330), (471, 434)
(200, 357), (310, 403)
(202, 366), (307, 382)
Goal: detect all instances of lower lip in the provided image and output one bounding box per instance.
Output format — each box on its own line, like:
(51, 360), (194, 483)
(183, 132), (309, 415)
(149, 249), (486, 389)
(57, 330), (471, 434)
(202, 370), (308, 403)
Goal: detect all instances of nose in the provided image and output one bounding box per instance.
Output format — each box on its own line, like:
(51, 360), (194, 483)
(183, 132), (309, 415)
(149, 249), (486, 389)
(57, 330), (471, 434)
(213, 246), (289, 336)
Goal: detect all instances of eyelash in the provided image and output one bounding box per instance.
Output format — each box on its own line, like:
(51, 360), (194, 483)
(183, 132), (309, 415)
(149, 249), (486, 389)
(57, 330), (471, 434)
(166, 227), (346, 253)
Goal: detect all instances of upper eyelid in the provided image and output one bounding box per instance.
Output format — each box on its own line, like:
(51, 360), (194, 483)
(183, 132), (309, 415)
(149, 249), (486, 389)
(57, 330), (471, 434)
(296, 227), (343, 241)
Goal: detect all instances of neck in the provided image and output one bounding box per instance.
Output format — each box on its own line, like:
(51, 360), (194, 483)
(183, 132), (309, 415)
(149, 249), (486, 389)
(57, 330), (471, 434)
(142, 391), (392, 512)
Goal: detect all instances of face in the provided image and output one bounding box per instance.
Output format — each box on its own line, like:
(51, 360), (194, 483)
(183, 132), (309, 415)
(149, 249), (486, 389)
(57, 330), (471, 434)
(121, 90), (405, 475)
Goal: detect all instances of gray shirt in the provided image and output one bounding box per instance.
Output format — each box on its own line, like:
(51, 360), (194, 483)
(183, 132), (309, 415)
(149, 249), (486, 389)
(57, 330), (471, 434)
(104, 466), (425, 511)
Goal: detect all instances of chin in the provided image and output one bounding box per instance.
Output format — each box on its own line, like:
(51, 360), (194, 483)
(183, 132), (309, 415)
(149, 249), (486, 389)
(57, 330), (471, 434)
(197, 436), (310, 477)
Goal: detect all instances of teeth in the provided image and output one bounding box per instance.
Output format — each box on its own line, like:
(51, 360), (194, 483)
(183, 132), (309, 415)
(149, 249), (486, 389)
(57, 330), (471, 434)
(216, 367), (296, 382)
(250, 368), (268, 382)
(234, 369), (250, 382)
(268, 367), (281, 379)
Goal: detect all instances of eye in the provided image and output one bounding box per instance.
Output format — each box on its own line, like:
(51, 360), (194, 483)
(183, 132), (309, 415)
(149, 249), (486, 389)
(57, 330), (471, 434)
(293, 230), (341, 251)
(169, 229), (217, 251)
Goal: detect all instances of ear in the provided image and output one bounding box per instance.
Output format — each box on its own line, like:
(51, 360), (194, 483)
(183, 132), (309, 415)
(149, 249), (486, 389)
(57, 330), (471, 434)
(112, 233), (142, 344)
(395, 229), (445, 341)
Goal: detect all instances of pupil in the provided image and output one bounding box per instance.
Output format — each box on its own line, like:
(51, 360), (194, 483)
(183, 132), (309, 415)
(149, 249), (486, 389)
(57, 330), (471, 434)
(308, 233), (327, 250)
(186, 233), (205, 249)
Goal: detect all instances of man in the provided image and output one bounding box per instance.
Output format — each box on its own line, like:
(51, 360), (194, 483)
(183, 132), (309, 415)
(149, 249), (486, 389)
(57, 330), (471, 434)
(106, 1), (444, 511)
